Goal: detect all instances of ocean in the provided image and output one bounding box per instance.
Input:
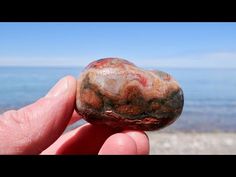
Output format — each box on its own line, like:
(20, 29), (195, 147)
(0, 67), (236, 132)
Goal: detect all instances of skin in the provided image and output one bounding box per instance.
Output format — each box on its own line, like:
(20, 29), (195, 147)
(0, 76), (149, 155)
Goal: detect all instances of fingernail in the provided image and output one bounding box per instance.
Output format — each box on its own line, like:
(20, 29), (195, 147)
(46, 77), (69, 98)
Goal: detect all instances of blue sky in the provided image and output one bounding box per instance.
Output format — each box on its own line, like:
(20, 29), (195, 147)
(0, 22), (236, 68)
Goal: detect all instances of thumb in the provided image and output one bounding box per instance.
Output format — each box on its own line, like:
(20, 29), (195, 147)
(0, 76), (76, 154)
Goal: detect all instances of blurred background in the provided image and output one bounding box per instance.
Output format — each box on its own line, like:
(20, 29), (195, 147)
(0, 22), (236, 154)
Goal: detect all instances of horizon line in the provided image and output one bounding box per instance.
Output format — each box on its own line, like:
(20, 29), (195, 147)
(0, 65), (235, 69)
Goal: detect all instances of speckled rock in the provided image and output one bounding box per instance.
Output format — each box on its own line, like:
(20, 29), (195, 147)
(75, 58), (184, 131)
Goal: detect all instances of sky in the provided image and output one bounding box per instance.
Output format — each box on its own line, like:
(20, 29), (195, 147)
(0, 22), (236, 68)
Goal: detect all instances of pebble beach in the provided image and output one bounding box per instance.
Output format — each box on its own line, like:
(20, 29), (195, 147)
(147, 131), (236, 154)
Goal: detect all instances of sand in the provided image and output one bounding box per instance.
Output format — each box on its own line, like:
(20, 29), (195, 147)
(146, 132), (236, 154)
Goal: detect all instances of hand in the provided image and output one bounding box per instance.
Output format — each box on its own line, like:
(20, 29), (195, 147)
(0, 76), (149, 155)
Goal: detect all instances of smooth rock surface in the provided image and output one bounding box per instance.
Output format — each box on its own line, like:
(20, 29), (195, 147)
(76, 58), (184, 131)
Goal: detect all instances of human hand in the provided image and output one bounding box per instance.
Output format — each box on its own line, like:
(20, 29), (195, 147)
(0, 76), (149, 155)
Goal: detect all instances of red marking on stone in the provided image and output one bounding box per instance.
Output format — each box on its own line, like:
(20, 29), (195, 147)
(86, 58), (113, 69)
(135, 73), (147, 87)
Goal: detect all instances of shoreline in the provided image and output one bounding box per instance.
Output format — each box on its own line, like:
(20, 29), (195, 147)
(147, 131), (236, 154)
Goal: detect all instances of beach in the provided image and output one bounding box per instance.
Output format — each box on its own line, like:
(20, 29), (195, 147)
(147, 131), (236, 154)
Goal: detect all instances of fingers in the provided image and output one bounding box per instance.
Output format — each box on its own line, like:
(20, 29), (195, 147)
(42, 122), (150, 155)
(98, 133), (137, 155)
(99, 131), (149, 155)
(41, 123), (116, 154)
(123, 130), (150, 155)
(0, 76), (77, 154)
